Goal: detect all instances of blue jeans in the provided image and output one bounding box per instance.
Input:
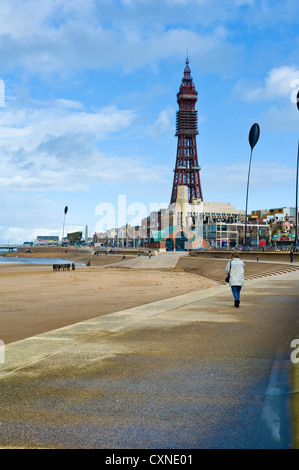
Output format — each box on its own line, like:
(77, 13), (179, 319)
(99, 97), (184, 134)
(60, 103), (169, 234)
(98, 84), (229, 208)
(231, 286), (241, 304)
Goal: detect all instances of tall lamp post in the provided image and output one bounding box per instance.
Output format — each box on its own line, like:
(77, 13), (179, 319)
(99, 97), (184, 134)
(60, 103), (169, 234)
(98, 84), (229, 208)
(62, 205), (68, 244)
(244, 123), (260, 250)
(294, 90), (299, 250)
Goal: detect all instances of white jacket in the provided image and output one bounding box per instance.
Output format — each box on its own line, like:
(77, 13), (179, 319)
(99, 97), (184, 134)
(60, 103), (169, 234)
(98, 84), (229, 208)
(225, 258), (245, 287)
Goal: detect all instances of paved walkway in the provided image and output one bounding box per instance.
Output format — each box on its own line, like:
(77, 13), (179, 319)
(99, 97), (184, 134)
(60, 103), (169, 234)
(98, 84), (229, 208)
(0, 268), (298, 449)
(104, 251), (184, 269)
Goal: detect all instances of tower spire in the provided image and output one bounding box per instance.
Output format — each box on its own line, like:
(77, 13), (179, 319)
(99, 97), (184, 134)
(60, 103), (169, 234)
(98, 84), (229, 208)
(170, 59), (203, 205)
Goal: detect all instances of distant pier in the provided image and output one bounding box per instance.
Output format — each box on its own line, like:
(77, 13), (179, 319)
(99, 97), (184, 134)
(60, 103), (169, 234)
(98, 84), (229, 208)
(0, 245), (18, 251)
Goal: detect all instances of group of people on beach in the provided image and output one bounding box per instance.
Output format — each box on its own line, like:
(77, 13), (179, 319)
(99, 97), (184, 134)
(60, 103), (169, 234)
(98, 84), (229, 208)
(52, 263), (75, 271)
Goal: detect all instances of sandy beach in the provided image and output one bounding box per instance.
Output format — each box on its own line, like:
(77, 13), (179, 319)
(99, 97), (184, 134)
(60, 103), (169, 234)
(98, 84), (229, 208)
(0, 248), (215, 344)
(1, 246), (296, 345)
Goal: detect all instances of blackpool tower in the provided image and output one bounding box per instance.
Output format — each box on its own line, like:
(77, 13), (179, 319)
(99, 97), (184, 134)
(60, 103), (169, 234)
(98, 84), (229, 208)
(170, 58), (203, 205)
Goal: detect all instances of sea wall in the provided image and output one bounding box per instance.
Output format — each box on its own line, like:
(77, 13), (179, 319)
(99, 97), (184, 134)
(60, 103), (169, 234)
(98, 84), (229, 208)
(189, 250), (296, 262)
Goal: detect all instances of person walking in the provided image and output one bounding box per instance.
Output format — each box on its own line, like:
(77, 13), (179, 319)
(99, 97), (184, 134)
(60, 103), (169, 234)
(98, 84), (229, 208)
(290, 249), (294, 263)
(225, 252), (245, 308)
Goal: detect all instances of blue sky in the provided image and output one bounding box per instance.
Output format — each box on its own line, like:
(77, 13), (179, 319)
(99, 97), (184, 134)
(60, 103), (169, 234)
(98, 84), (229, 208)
(1, 0), (299, 244)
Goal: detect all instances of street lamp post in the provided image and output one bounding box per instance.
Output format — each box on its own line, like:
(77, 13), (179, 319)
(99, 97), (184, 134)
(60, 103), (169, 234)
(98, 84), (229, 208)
(294, 90), (299, 251)
(244, 123), (260, 250)
(62, 206), (68, 243)
(294, 140), (299, 249)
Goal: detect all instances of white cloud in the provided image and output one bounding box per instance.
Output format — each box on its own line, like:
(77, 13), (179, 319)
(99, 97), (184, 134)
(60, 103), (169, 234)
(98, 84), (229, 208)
(54, 99), (84, 110)
(0, 99), (135, 152)
(6, 0), (296, 80)
(148, 108), (173, 139)
(0, 97), (171, 193)
(1, 227), (31, 244)
(0, 0), (238, 76)
(0, 0), (54, 39)
(241, 66), (299, 101)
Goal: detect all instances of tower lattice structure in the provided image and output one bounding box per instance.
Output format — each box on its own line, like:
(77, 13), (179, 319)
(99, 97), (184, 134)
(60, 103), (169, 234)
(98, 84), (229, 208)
(170, 58), (203, 205)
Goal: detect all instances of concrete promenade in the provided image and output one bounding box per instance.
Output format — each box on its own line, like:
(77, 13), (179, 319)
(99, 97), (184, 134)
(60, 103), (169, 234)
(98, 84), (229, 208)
(0, 258), (298, 449)
(103, 251), (184, 269)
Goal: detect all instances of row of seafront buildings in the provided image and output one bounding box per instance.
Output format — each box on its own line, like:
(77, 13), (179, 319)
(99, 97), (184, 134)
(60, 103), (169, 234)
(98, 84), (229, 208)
(93, 185), (297, 251)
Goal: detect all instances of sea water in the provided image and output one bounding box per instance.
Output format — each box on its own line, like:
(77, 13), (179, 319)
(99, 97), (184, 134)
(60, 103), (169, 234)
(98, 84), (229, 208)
(0, 256), (83, 265)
